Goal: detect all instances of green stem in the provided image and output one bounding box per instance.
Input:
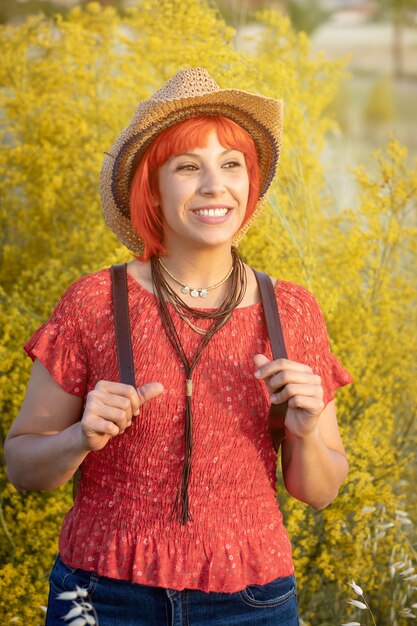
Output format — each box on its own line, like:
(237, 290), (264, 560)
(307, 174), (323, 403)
(0, 498), (17, 555)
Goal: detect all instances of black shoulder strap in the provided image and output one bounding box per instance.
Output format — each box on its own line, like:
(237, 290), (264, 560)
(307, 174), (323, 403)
(73, 264), (136, 500)
(109, 264), (286, 451)
(253, 270), (287, 361)
(253, 270), (288, 452)
(111, 263), (136, 387)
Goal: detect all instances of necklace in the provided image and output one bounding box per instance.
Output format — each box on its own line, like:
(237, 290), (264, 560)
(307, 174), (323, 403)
(150, 249), (247, 524)
(171, 301), (208, 335)
(158, 258), (233, 298)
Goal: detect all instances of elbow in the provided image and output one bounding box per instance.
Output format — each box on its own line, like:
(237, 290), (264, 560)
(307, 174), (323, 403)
(5, 466), (44, 492)
(5, 456), (29, 492)
(8, 481), (29, 493)
(296, 486), (341, 511)
(4, 439), (32, 492)
(311, 462), (350, 510)
(309, 492), (339, 511)
(285, 459), (349, 510)
(283, 480), (339, 509)
(5, 466), (27, 492)
(4, 442), (18, 489)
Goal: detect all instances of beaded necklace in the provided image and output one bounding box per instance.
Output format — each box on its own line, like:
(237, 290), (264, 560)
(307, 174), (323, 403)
(158, 257), (233, 299)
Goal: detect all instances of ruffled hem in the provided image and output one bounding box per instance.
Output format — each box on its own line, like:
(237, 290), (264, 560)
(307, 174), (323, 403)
(276, 280), (353, 407)
(24, 326), (87, 396)
(322, 353), (353, 406)
(59, 510), (294, 593)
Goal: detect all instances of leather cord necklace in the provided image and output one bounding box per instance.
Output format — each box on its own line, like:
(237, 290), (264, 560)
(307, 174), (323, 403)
(151, 248), (247, 524)
(74, 264), (288, 506)
(170, 300), (209, 335)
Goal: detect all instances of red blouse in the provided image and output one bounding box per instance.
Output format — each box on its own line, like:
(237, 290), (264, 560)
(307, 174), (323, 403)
(24, 269), (352, 593)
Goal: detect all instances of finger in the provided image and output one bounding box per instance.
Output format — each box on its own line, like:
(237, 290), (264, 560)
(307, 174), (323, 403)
(253, 355), (286, 396)
(95, 393), (134, 420)
(136, 382), (165, 407)
(85, 403), (131, 426)
(85, 416), (121, 438)
(253, 354), (270, 371)
(254, 355), (312, 380)
(268, 371), (321, 395)
(287, 395), (325, 415)
(95, 381), (141, 415)
(95, 380), (139, 396)
(271, 384), (323, 405)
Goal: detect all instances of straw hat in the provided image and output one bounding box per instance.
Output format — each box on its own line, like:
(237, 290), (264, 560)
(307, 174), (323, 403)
(100, 67), (283, 255)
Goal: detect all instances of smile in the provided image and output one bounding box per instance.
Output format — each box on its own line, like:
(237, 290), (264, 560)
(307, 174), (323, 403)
(192, 208), (230, 217)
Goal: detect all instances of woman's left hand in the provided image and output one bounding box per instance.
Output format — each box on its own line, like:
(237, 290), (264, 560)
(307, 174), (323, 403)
(253, 354), (325, 438)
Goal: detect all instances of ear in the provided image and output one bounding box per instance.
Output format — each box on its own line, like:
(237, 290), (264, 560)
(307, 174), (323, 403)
(150, 183), (160, 207)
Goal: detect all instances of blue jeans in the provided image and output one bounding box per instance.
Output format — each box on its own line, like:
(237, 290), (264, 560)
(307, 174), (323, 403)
(46, 554), (299, 625)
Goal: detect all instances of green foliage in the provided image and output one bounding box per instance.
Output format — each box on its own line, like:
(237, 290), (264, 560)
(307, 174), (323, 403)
(283, 0), (332, 35)
(270, 139), (417, 623)
(1, 2), (416, 623)
(364, 78), (396, 126)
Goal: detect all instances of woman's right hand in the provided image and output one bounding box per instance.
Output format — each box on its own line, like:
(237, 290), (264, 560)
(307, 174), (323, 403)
(5, 361), (165, 491)
(80, 380), (164, 452)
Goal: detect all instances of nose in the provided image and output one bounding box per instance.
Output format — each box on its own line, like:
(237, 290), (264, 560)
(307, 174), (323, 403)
(199, 167), (226, 197)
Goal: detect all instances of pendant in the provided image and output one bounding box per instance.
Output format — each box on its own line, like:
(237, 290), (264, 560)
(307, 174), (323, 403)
(190, 289), (199, 298)
(181, 286), (190, 295)
(200, 289), (208, 298)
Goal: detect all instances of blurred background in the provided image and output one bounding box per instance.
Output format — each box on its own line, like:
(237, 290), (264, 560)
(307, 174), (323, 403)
(1, 0), (416, 211)
(1, 2), (416, 624)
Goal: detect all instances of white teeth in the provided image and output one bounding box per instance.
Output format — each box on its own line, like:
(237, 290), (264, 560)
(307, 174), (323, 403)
(194, 208), (229, 217)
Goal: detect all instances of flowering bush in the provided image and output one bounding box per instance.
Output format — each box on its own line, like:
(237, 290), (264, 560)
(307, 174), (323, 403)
(0, 2), (415, 623)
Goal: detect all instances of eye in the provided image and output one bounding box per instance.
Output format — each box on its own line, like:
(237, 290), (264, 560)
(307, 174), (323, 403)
(176, 163), (199, 171)
(222, 160), (242, 169)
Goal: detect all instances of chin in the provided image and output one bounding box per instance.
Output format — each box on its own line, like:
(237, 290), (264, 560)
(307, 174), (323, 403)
(192, 225), (243, 249)
(193, 234), (235, 249)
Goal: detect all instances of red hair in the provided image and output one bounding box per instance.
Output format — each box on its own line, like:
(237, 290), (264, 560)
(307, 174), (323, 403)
(129, 116), (260, 260)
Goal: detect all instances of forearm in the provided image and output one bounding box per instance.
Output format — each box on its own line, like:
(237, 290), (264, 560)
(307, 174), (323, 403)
(5, 422), (90, 491)
(282, 427), (349, 509)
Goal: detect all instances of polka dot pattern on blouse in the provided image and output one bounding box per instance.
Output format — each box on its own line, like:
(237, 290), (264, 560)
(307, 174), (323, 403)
(24, 268), (352, 592)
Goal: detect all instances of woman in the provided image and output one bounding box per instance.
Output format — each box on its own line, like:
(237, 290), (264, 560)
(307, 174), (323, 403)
(5, 67), (352, 625)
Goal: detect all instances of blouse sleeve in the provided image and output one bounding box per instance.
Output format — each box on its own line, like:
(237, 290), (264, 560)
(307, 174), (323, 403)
(24, 280), (89, 397)
(278, 282), (353, 407)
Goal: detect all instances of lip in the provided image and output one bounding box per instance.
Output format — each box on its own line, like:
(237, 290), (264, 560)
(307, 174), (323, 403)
(190, 205), (234, 225)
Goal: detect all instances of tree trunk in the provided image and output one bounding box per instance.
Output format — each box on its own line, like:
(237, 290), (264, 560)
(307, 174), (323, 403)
(392, 8), (404, 78)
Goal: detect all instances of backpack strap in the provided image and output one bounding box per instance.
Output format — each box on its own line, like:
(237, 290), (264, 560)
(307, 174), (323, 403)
(109, 264), (288, 451)
(253, 270), (288, 452)
(79, 263), (285, 475)
(111, 263), (136, 387)
(73, 263), (135, 500)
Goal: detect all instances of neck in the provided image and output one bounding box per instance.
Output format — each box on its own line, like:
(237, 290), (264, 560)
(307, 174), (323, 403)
(159, 245), (234, 288)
